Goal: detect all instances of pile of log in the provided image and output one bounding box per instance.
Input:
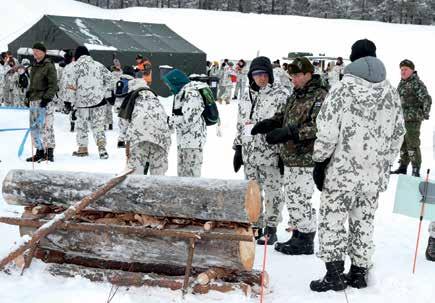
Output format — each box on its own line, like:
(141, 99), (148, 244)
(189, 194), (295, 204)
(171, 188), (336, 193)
(1, 169), (265, 295)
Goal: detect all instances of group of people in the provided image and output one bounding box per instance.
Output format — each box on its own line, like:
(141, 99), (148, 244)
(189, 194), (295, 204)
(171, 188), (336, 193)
(0, 51), (30, 107)
(6, 38), (434, 293)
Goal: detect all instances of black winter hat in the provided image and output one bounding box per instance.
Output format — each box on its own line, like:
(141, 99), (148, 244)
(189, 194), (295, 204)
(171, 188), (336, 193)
(123, 65), (136, 77)
(350, 39), (376, 62)
(32, 42), (47, 53)
(400, 59), (415, 70)
(74, 46), (90, 60)
(248, 56), (274, 91)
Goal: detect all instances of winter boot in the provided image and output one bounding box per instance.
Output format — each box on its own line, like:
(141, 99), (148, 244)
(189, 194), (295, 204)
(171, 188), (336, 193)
(46, 148), (54, 162)
(98, 146), (109, 159)
(117, 141), (126, 148)
(257, 226), (277, 245)
(72, 147), (89, 157)
(412, 166), (420, 177)
(108, 124), (113, 131)
(253, 228), (263, 240)
(70, 122), (75, 132)
(310, 261), (347, 292)
(26, 149), (45, 162)
(426, 236), (435, 261)
(277, 231), (315, 255)
(345, 265), (368, 288)
(391, 164), (407, 175)
(275, 230), (300, 252)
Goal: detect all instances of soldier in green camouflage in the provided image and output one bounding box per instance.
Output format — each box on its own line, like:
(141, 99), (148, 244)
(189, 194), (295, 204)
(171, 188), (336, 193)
(391, 59), (432, 177)
(252, 57), (328, 254)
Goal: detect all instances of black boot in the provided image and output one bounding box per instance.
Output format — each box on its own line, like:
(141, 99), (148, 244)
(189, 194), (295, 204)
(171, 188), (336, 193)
(412, 166), (420, 177)
(426, 236), (435, 262)
(26, 149), (45, 162)
(257, 226), (277, 245)
(310, 261), (347, 292)
(345, 265), (368, 288)
(117, 141), (126, 148)
(391, 164), (407, 175)
(108, 124), (113, 130)
(275, 230), (299, 252)
(70, 122), (75, 132)
(277, 231), (315, 255)
(253, 228), (263, 240)
(46, 148), (54, 162)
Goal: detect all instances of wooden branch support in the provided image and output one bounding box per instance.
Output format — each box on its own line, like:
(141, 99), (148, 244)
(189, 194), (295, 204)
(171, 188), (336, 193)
(0, 169), (133, 270)
(182, 238), (196, 296)
(20, 242), (39, 275)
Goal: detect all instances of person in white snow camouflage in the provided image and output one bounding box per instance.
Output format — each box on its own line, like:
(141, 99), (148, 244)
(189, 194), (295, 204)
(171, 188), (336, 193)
(272, 59), (293, 94)
(234, 59), (248, 100)
(163, 69), (207, 177)
(235, 56), (289, 245)
(57, 51), (76, 132)
(310, 39), (405, 292)
(111, 60), (130, 148)
(68, 46), (116, 159)
(123, 72), (171, 175)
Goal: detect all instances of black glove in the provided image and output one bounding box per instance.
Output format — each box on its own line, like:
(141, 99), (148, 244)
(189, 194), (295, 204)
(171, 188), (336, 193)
(312, 158), (331, 191)
(173, 108), (183, 116)
(233, 145), (243, 173)
(278, 156), (284, 176)
(266, 125), (299, 145)
(25, 90), (30, 99)
(40, 97), (51, 108)
(63, 102), (72, 114)
(251, 119), (281, 135)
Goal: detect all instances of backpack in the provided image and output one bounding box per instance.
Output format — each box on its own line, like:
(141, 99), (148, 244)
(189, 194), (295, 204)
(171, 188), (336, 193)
(18, 74), (28, 90)
(118, 87), (157, 122)
(114, 78), (130, 97)
(179, 84), (219, 126)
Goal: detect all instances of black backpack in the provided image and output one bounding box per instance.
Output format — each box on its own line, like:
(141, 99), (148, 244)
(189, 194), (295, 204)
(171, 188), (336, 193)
(118, 87), (157, 122)
(177, 85), (219, 126)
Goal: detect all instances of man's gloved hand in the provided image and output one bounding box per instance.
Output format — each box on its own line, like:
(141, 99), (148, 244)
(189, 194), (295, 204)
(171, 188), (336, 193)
(312, 158), (331, 191)
(424, 113), (430, 120)
(40, 97), (51, 108)
(173, 108), (183, 116)
(63, 102), (72, 114)
(266, 125), (299, 145)
(251, 119), (281, 135)
(233, 145), (243, 173)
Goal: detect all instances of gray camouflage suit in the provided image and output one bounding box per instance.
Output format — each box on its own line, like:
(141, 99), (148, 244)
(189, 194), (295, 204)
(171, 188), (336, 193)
(126, 78), (171, 175)
(313, 56), (405, 268)
(68, 55), (115, 149)
(234, 82), (289, 228)
(169, 81), (207, 177)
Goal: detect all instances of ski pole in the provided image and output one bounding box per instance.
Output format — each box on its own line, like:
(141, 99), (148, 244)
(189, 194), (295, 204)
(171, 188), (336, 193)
(260, 234), (268, 303)
(412, 168), (430, 274)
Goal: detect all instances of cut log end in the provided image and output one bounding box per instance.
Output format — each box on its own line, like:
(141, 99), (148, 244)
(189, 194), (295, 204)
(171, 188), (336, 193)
(244, 180), (261, 223)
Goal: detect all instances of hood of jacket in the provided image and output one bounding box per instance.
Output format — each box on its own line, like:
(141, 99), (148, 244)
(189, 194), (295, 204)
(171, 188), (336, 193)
(344, 56), (386, 83)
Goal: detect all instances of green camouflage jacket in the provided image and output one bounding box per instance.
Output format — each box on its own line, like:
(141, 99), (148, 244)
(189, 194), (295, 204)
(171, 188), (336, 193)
(27, 57), (58, 101)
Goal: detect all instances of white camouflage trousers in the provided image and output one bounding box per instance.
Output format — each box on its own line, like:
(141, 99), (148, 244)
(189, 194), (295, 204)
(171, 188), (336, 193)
(430, 221), (435, 238)
(317, 189), (379, 268)
(29, 101), (55, 150)
(127, 141), (168, 175)
(245, 164), (284, 228)
(177, 147), (203, 177)
(76, 106), (106, 148)
(105, 103), (113, 126)
(118, 117), (129, 142)
(284, 167), (317, 233)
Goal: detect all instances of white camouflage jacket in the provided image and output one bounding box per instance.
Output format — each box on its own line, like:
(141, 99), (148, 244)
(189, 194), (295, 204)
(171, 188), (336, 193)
(234, 82), (289, 167)
(313, 57), (405, 193)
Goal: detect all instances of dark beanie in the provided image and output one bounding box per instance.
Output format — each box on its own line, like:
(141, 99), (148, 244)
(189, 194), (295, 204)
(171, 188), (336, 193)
(350, 39), (376, 62)
(400, 59), (415, 70)
(248, 56), (274, 91)
(74, 46), (90, 60)
(32, 42), (46, 53)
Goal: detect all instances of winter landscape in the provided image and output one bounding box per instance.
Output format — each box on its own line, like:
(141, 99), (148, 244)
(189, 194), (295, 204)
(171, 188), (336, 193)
(0, 0), (434, 302)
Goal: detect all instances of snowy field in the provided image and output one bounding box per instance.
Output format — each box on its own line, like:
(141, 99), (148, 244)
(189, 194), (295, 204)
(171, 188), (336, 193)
(1, 0), (435, 302)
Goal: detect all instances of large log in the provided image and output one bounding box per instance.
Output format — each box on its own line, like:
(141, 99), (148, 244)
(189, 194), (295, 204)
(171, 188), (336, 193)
(2, 169), (261, 224)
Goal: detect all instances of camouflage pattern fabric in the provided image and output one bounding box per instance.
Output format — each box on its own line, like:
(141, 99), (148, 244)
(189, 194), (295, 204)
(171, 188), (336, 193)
(58, 62), (76, 105)
(273, 67), (293, 94)
(234, 65), (248, 98)
(118, 117), (129, 142)
(126, 79), (171, 153)
(27, 57), (58, 102)
(29, 100), (55, 149)
(69, 55), (115, 108)
(245, 164), (284, 228)
(177, 147), (203, 177)
(284, 166), (317, 233)
(317, 189), (379, 268)
(4, 72), (19, 106)
(234, 82), (289, 167)
(271, 74), (328, 167)
(313, 74), (405, 193)
(105, 104), (113, 126)
(430, 221), (435, 238)
(170, 81), (207, 149)
(399, 121), (422, 167)
(75, 106), (106, 148)
(127, 141), (168, 175)
(397, 72), (432, 122)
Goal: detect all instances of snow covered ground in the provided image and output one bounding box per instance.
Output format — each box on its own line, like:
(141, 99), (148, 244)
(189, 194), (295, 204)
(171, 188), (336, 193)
(0, 1), (435, 302)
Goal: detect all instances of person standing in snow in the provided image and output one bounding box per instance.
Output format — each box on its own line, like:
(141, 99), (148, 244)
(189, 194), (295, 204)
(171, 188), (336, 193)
(272, 59), (293, 94)
(58, 51), (77, 132)
(235, 56), (289, 245)
(391, 59), (432, 177)
(253, 57), (327, 252)
(233, 59), (248, 100)
(163, 69), (207, 177)
(68, 46), (115, 159)
(25, 42), (58, 162)
(309, 39), (405, 292)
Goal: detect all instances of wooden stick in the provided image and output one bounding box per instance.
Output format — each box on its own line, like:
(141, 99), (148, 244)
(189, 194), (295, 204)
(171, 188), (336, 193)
(182, 238), (196, 295)
(20, 243), (39, 275)
(0, 169), (133, 270)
